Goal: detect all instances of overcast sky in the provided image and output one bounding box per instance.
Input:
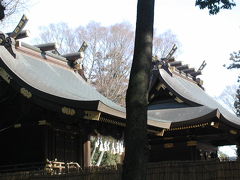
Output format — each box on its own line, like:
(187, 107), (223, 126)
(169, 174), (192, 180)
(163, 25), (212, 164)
(3, 0), (240, 97)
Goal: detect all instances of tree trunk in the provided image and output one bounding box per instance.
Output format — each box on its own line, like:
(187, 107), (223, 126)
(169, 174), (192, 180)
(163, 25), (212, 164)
(122, 0), (155, 180)
(0, 2), (5, 21)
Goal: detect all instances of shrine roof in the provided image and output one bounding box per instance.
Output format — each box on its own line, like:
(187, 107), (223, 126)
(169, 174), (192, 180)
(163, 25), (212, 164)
(148, 60), (240, 129)
(0, 34), (170, 129)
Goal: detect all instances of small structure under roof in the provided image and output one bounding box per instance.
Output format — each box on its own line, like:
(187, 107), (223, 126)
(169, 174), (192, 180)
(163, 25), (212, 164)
(148, 58), (240, 161)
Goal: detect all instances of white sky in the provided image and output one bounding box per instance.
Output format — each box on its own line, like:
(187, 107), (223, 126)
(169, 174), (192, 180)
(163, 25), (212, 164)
(3, 0), (240, 97)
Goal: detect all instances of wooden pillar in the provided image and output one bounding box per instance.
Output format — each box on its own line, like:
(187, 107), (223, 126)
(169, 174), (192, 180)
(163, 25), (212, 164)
(77, 134), (83, 167)
(83, 137), (91, 167)
(43, 126), (48, 161)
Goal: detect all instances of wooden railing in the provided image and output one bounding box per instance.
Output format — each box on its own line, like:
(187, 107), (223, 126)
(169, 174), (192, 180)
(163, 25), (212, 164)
(1, 160), (240, 180)
(0, 162), (45, 173)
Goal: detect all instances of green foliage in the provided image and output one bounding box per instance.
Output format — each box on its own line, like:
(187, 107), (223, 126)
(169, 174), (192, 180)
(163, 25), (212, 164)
(195, 0), (236, 14)
(218, 151), (229, 161)
(234, 88), (240, 117)
(101, 151), (121, 166)
(225, 50), (240, 158)
(91, 136), (121, 166)
(225, 50), (240, 117)
(226, 50), (240, 70)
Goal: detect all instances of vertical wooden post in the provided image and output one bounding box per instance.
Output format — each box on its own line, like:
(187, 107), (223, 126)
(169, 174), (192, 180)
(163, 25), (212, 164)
(77, 134), (83, 167)
(83, 137), (91, 167)
(43, 126), (48, 161)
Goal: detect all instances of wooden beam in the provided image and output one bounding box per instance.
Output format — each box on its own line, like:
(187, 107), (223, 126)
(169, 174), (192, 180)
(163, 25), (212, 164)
(83, 139), (91, 167)
(84, 111), (101, 120)
(156, 129), (165, 136)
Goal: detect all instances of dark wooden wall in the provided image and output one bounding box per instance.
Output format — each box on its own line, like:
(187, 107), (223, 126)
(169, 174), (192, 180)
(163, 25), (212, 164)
(0, 126), (45, 165)
(0, 82), (85, 168)
(149, 144), (202, 162)
(44, 126), (84, 166)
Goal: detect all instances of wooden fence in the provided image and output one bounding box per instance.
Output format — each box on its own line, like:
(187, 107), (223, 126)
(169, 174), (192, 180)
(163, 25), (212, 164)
(1, 160), (240, 180)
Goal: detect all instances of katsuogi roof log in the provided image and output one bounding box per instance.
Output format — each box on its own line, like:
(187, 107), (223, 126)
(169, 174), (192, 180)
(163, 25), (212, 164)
(169, 61), (182, 67)
(35, 43), (59, 52)
(189, 71), (202, 77)
(177, 64), (189, 71)
(182, 68), (195, 74)
(62, 52), (83, 61)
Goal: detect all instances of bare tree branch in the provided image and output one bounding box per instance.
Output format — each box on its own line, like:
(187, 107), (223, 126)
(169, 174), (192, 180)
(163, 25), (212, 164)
(36, 21), (180, 106)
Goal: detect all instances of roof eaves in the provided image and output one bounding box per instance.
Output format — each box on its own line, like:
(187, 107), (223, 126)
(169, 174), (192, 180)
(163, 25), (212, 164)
(168, 108), (218, 128)
(97, 101), (125, 119)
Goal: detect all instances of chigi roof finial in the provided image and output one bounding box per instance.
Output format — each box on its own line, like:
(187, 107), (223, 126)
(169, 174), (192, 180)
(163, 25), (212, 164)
(165, 44), (177, 60)
(9, 14), (28, 39)
(0, 15), (29, 58)
(197, 60), (207, 72)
